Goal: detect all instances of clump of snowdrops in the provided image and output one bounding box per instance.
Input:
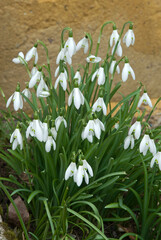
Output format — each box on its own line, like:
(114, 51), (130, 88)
(1, 21), (161, 240)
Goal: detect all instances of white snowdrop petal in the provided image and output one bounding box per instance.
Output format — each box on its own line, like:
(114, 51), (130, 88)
(6, 94), (14, 108)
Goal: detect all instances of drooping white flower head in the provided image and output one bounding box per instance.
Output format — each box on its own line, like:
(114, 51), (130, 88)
(122, 61), (135, 82)
(138, 92), (152, 108)
(54, 72), (67, 91)
(110, 29), (119, 47)
(92, 97), (107, 116)
(45, 136), (56, 152)
(31, 66), (38, 77)
(37, 78), (50, 98)
(128, 121), (141, 140)
(81, 118), (105, 143)
(42, 122), (48, 142)
(10, 128), (23, 150)
(114, 123), (119, 130)
(139, 134), (156, 156)
(68, 87), (84, 110)
(64, 31), (76, 58)
(6, 84), (23, 111)
(22, 88), (31, 102)
(26, 119), (44, 142)
(55, 116), (67, 131)
(112, 42), (123, 57)
(25, 45), (38, 64)
(86, 55), (101, 63)
(91, 67), (105, 85)
(150, 152), (161, 170)
(50, 127), (57, 140)
(75, 160), (93, 186)
(123, 28), (135, 47)
(76, 36), (89, 54)
(65, 162), (77, 181)
(12, 52), (25, 64)
(124, 135), (135, 150)
(74, 71), (81, 85)
(56, 48), (65, 64)
(109, 60), (120, 75)
(29, 69), (42, 88)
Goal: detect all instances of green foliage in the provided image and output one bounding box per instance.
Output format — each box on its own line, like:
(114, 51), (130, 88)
(0, 21), (161, 240)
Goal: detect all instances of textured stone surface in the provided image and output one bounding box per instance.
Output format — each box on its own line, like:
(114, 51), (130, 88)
(8, 196), (29, 226)
(1, 0), (161, 109)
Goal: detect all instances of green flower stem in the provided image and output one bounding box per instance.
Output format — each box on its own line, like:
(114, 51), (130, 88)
(19, 56), (31, 78)
(60, 27), (72, 48)
(43, 199), (55, 236)
(0, 181), (30, 240)
(95, 21), (116, 57)
(148, 164), (156, 207)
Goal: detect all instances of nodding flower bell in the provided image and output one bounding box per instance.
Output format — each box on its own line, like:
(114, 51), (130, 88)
(76, 35), (89, 54)
(65, 162), (77, 181)
(25, 43), (38, 64)
(22, 84), (31, 102)
(139, 134), (156, 156)
(124, 135), (135, 150)
(12, 52), (25, 64)
(122, 58), (135, 82)
(45, 136), (56, 152)
(6, 83), (23, 111)
(123, 24), (135, 47)
(56, 48), (72, 65)
(92, 97), (107, 116)
(91, 66), (105, 85)
(29, 68), (43, 88)
(68, 81), (84, 110)
(55, 116), (67, 131)
(86, 55), (101, 63)
(37, 77), (50, 98)
(110, 26), (119, 47)
(64, 31), (76, 58)
(109, 59), (120, 75)
(54, 71), (68, 91)
(128, 120), (141, 140)
(138, 91), (152, 108)
(150, 152), (161, 170)
(10, 128), (23, 150)
(73, 70), (81, 85)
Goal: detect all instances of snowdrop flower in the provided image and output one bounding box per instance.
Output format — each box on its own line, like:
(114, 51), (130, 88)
(56, 48), (65, 64)
(82, 118), (105, 143)
(45, 136), (56, 152)
(37, 78), (50, 98)
(139, 134), (156, 156)
(109, 60), (120, 75)
(75, 160), (93, 186)
(26, 119), (44, 142)
(12, 52), (25, 64)
(110, 29), (119, 47)
(55, 116), (67, 131)
(42, 122), (48, 142)
(64, 32), (76, 58)
(124, 135), (134, 150)
(10, 128), (23, 150)
(150, 152), (161, 170)
(91, 67), (105, 85)
(51, 127), (57, 140)
(68, 87), (84, 110)
(31, 66), (38, 77)
(123, 28), (135, 47)
(54, 72), (67, 91)
(65, 162), (77, 181)
(25, 44), (38, 64)
(92, 97), (107, 115)
(74, 71), (81, 85)
(112, 42), (122, 57)
(29, 69), (42, 88)
(128, 121), (141, 140)
(86, 55), (101, 63)
(54, 66), (68, 78)
(138, 92), (152, 108)
(114, 123), (119, 130)
(22, 87), (31, 102)
(122, 61), (135, 82)
(76, 36), (89, 54)
(6, 84), (23, 111)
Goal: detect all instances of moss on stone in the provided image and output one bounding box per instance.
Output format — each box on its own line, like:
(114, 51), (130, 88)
(0, 222), (18, 240)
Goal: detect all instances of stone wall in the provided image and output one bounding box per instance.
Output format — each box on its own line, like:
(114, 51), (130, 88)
(1, 0), (161, 108)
